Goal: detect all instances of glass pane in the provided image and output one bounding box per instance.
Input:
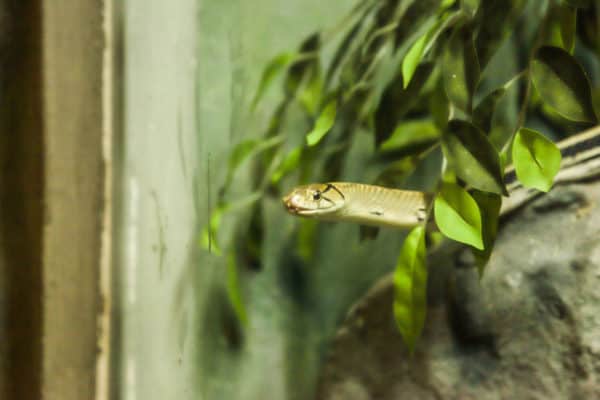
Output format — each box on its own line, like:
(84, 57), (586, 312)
(119, 1), (356, 399)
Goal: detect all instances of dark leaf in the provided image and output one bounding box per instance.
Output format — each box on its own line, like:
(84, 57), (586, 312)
(325, 6), (372, 88)
(373, 157), (420, 188)
(394, 0), (442, 50)
(442, 24), (480, 113)
(359, 225), (380, 241)
(564, 0), (592, 8)
(472, 88), (506, 134)
(474, 0), (526, 69)
(531, 46), (598, 123)
(375, 62), (435, 146)
(577, 3), (598, 50)
(284, 33), (320, 97)
(429, 79), (450, 130)
(442, 119), (506, 194)
(470, 190), (501, 277)
(559, 4), (577, 53)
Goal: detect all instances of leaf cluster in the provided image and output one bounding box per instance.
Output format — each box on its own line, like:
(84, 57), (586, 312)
(204, 0), (600, 350)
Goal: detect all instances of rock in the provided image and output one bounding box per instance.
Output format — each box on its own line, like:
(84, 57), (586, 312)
(316, 182), (600, 399)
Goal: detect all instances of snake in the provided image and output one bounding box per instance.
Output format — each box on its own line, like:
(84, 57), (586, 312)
(282, 125), (600, 227)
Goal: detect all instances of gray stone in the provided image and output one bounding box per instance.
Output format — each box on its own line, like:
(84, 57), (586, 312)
(316, 182), (600, 399)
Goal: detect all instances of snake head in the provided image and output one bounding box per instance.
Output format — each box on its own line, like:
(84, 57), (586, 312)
(282, 183), (345, 216)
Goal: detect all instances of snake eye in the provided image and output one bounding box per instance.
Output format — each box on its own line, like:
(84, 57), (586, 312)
(312, 191), (321, 201)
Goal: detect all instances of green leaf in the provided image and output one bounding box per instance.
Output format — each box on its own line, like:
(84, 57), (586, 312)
(429, 79), (450, 131)
(474, 1), (526, 69)
(393, 225), (427, 353)
(375, 62), (435, 146)
(226, 136), (283, 184)
(579, 8), (598, 54)
(402, 34), (428, 89)
(461, 0), (480, 16)
(531, 46), (598, 123)
(559, 5), (577, 53)
(199, 193), (262, 255)
(271, 147), (303, 184)
(442, 120), (506, 194)
(251, 52), (296, 109)
(441, 0), (457, 9)
(297, 219), (318, 262)
(379, 119), (440, 156)
(325, 3), (376, 87)
(200, 205), (225, 256)
(434, 183), (484, 249)
(298, 69), (323, 115)
(306, 100), (337, 146)
(472, 88), (506, 134)
(226, 253), (248, 326)
(470, 190), (501, 278)
(285, 33), (320, 97)
(512, 128), (562, 192)
(563, 0), (592, 8)
(442, 25), (480, 113)
(373, 157), (420, 188)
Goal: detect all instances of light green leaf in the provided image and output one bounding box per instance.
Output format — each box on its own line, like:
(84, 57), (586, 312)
(200, 206), (225, 256)
(531, 46), (598, 123)
(298, 70), (323, 115)
(226, 253), (248, 326)
(470, 190), (501, 278)
(434, 183), (484, 249)
(251, 52), (296, 110)
(402, 34), (428, 89)
(226, 136), (283, 184)
(199, 193), (262, 255)
(461, 0), (480, 16)
(442, 25), (480, 113)
(393, 225), (427, 353)
(306, 100), (337, 146)
(442, 120), (506, 195)
(380, 119), (440, 155)
(441, 0), (456, 9)
(271, 147), (303, 184)
(512, 128), (562, 192)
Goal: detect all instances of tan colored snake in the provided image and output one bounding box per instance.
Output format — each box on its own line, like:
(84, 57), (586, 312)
(283, 125), (600, 227)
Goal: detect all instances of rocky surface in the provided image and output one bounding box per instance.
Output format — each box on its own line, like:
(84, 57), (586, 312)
(316, 181), (600, 399)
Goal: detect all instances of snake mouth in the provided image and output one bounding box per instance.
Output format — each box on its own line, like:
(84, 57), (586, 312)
(282, 195), (303, 214)
(282, 194), (313, 215)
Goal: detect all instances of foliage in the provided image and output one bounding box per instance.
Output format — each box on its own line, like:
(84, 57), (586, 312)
(204, 0), (600, 349)
(393, 225), (427, 353)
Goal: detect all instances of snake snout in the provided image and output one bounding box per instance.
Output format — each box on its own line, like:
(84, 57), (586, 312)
(282, 193), (297, 213)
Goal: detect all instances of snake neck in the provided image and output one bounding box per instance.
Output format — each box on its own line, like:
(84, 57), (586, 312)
(332, 183), (431, 229)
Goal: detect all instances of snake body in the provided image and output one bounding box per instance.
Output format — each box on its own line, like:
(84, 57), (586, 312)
(283, 182), (431, 228)
(283, 126), (600, 227)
